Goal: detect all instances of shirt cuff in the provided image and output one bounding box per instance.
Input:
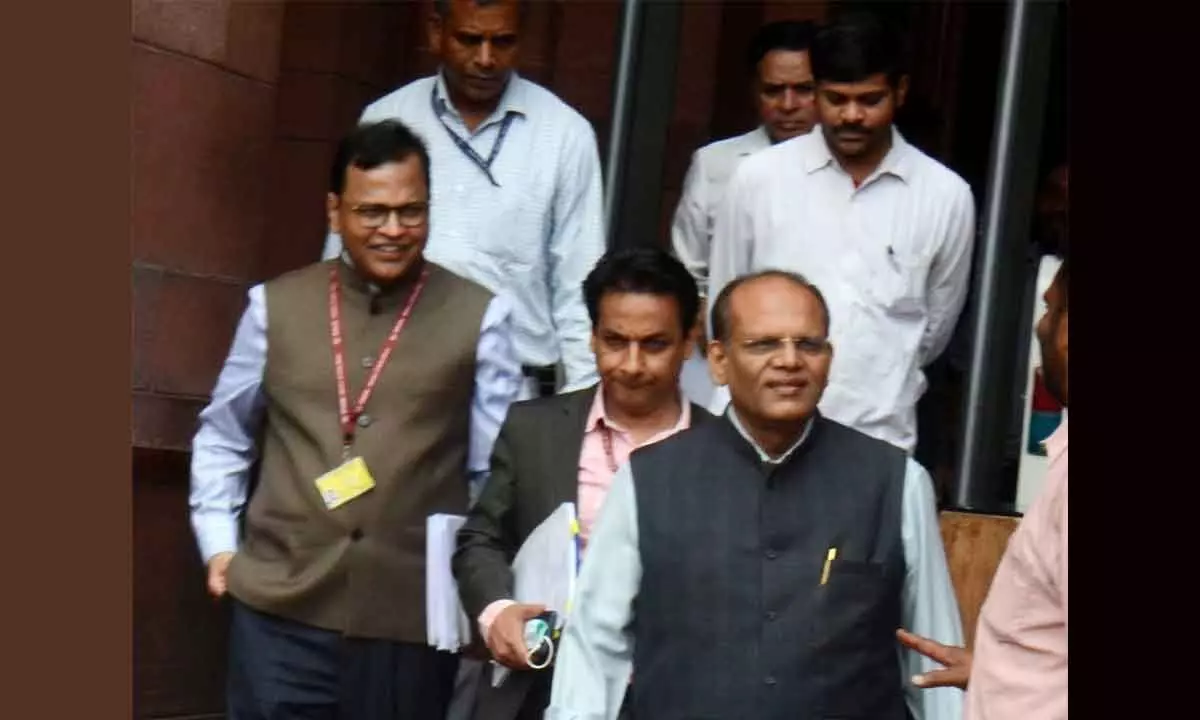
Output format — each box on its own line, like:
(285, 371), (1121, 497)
(195, 513), (240, 563)
(479, 598), (516, 640)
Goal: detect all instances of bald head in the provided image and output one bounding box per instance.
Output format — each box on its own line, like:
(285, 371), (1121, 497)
(707, 272), (834, 445)
(710, 270), (831, 343)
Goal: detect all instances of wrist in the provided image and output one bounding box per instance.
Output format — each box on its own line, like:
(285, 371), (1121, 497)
(479, 598), (516, 639)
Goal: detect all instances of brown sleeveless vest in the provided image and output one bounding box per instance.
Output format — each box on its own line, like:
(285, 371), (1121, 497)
(226, 259), (493, 643)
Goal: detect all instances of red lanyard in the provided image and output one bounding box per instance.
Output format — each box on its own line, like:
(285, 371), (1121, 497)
(599, 422), (619, 473)
(329, 266), (429, 456)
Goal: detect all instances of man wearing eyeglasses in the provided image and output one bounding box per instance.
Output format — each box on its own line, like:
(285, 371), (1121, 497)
(548, 271), (963, 720)
(189, 119), (523, 720)
(322, 0), (605, 404)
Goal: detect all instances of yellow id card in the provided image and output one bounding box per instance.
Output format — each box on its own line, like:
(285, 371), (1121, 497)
(315, 456), (376, 510)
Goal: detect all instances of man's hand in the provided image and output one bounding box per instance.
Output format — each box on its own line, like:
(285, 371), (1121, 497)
(487, 603), (547, 670)
(206, 552), (235, 598)
(896, 628), (972, 690)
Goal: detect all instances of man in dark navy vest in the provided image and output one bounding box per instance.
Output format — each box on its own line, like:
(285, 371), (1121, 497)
(546, 270), (963, 720)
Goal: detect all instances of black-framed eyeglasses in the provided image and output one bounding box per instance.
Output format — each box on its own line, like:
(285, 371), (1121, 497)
(737, 336), (831, 358)
(350, 202), (430, 229)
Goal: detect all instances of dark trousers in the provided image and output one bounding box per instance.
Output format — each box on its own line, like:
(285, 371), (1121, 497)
(227, 600), (460, 720)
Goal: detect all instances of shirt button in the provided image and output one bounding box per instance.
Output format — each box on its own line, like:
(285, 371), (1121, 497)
(765, 611), (777, 622)
(357, 413), (372, 428)
(764, 676), (777, 686)
(765, 549), (778, 560)
(361, 356), (375, 369)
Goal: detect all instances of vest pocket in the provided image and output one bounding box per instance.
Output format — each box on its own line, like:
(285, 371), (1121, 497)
(814, 560), (888, 649)
(824, 559), (886, 585)
(813, 560), (903, 719)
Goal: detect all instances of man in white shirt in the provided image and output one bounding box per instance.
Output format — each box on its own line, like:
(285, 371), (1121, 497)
(323, 0), (606, 402)
(708, 12), (976, 452)
(672, 20), (818, 409)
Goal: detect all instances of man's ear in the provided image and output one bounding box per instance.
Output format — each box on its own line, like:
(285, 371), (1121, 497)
(427, 11), (444, 56)
(894, 74), (910, 110)
(326, 193), (341, 235)
(707, 340), (728, 386)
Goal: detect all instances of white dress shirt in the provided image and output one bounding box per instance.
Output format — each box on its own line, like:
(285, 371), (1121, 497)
(322, 71), (606, 394)
(670, 126), (772, 297)
(708, 127), (976, 452)
(546, 409), (965, 720)
(188, 263), (523, 562)
(671, 126), (773, 411)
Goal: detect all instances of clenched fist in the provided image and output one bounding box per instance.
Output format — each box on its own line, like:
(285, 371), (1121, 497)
(487, 603), (548, 670)
(206, 551), (235, 598)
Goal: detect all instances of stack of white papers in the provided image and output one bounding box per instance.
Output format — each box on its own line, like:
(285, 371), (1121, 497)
(425, 513), (472, 652)
(492, 501), (580, 686)
(512, 501), (579, 624)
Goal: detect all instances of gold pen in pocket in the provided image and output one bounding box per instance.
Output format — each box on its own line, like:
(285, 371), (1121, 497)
(820, 547), (837, 585)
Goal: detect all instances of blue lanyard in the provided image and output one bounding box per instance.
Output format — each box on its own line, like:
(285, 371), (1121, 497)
(430, 85), (516, 187)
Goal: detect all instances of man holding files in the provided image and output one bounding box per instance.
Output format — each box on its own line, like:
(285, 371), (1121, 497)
(453, 247), (714, 720)
(187, 119), (522, 720)
(547, 270), (963, 720)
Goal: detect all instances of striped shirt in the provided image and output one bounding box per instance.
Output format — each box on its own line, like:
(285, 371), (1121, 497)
(324, 71), (606, 392)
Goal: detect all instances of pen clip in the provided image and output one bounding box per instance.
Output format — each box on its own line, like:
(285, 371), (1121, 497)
(820, 547), (837, 585)
(884, 245), (907, 275)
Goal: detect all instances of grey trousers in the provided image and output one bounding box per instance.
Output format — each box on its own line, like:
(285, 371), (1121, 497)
(445, 658), (484, 720)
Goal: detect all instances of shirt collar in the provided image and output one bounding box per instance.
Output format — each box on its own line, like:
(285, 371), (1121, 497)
(339, 250), (381, 294)
(433, 69), (527, 123)
(337, 250), (423, 301)
(726, 406), (815, 464)
(740, 125), (772, 155)
(586, 383), (691, 436)
(804, 125), (914, 184)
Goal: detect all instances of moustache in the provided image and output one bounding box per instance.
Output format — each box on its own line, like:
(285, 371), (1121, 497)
(834, 125), (870, 137)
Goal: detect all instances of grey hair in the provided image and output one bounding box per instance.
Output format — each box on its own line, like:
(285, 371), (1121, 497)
(709, 269), (832, 343)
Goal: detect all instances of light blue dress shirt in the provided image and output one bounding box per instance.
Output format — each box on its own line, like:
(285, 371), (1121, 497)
(547, 409), (965, 720)
(323, 70), (606, 393)
(188, 262), (523, 563)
